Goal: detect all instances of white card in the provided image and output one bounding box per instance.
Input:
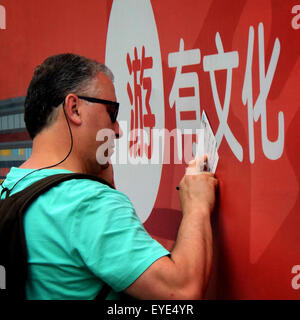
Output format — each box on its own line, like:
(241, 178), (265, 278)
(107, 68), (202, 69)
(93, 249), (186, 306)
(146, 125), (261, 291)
(200, 111), (219, 173)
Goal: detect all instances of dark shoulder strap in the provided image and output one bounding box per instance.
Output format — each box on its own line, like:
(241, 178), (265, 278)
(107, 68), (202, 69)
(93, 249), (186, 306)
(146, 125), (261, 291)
(8, 172), (114, 213)
(94, 283), (111, 301)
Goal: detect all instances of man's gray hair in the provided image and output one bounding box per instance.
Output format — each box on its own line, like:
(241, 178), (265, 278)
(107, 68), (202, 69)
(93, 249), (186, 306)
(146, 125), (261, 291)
(24, 53), (114, 139)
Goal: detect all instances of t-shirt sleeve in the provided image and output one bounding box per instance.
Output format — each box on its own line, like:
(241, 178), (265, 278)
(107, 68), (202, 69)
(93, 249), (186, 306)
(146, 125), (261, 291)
(71, 183), (170, 292)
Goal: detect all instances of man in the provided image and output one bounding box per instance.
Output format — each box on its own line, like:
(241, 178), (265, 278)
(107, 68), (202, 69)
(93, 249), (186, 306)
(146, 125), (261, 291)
(1, 53), (218, 299)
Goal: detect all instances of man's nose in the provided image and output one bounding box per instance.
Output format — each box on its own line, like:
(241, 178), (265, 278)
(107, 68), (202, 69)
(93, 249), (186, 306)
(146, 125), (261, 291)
(114, 120), (123, 139)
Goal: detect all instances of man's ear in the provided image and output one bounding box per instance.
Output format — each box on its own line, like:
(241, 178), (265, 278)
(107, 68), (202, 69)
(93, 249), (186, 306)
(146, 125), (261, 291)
(63, 94), (82, 126)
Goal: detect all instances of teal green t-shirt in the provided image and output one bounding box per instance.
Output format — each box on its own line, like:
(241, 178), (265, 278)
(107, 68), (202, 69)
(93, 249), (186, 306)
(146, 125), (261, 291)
(1, 168), (169, 300)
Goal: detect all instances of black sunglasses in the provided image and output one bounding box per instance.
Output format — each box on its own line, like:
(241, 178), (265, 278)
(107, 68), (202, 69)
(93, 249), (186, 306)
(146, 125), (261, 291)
(77, 95), (119, 123)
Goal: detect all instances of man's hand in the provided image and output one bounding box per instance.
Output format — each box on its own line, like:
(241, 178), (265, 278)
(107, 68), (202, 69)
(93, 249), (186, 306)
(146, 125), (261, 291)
(179, 155), (218, 216)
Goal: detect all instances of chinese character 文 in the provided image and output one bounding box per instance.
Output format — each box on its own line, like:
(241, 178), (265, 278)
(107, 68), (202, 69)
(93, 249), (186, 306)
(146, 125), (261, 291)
(127, 46), (155, 159)
(203, 32), (243, 162)
(168, 38), (201, 161)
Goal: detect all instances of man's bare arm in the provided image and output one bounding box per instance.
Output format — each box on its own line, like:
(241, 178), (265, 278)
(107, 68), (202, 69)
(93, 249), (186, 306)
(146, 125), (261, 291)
(124, 159), (218, 300)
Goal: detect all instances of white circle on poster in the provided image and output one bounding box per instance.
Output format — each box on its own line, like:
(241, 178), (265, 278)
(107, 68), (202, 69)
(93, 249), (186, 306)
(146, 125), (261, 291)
(105, 0), (165, 223)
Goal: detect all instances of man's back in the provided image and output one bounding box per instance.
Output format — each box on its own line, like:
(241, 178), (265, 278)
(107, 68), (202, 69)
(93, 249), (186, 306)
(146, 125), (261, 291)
(1, 167), (169, 299)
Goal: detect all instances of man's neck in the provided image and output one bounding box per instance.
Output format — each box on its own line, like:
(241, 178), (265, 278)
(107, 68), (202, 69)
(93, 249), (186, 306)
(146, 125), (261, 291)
(20, 131), (86, 173)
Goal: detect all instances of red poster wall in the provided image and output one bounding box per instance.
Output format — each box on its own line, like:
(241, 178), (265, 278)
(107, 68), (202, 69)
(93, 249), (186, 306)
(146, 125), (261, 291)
(0, 0), (299, 299)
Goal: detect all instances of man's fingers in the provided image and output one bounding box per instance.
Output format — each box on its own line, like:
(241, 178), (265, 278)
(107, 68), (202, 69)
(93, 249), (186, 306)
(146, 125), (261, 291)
(186, 154), (209, 175)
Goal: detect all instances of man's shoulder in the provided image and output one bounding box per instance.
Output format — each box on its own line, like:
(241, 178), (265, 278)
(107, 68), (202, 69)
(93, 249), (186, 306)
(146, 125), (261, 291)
(4, 168), (129, 205)
(56, 177), (135, 219)
(55, 176), (133, 207)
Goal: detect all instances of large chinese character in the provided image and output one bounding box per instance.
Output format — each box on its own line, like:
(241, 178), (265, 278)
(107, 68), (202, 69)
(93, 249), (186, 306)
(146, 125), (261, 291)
(242, 23), (284, 163)
(203, 32), (243, 162)
(127, 46), (155, 159)
(168, 38), (201, 161)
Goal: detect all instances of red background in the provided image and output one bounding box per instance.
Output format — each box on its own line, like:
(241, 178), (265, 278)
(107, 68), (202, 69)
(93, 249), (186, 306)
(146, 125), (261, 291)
(0, 0), (299, 299)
